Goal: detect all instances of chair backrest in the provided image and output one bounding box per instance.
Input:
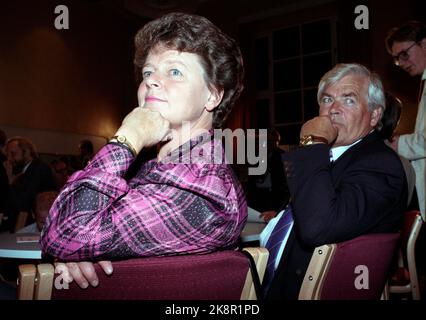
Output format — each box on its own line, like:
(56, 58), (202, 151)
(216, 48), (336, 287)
(400, 211), (423, 261)
(14, 191), (58, 233)
(389, 210), (423, 300)
(299, 233), (400, 300)
(18, 247), (268, 300)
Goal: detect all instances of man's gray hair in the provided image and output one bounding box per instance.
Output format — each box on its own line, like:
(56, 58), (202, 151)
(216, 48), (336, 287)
(317, 63), (386, 117)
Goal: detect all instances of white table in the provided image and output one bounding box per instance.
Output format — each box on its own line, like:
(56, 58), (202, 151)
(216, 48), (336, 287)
(0, 232), (42, 259)
(240, 222), (266, 243)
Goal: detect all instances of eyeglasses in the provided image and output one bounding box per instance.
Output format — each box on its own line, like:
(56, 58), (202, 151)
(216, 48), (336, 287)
(392, 42), (418, 66)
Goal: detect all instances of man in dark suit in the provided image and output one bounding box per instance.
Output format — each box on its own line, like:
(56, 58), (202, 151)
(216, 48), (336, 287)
(4, 137), (57, 231)
(263, 63), (408, 300)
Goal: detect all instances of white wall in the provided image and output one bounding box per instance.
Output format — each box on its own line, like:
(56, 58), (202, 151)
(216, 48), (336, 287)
(1, 124), (106, 156)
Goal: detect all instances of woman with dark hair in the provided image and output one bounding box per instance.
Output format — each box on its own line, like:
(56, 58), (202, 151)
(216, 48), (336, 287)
(380, 92), (416, 206)
(41, 12), (246, 288)
(379, 92), (403, 141)
(133, 12), (244, 130)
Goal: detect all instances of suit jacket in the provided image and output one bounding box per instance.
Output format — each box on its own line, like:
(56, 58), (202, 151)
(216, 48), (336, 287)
(398, 70), (426, 220)
(247, 147), (290, 212)
(265, 131), (407, 300)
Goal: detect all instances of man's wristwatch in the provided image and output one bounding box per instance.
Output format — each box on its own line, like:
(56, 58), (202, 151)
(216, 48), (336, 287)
(109, 135), (137, 156)
(299, 135), (329, 146)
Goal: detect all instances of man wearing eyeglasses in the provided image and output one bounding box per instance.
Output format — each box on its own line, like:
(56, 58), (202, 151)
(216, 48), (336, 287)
(386, 21), (426, 221)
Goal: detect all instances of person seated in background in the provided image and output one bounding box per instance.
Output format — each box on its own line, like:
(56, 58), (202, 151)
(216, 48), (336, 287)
(247, 128), (290, 223)
(41, 12), (247, 289)
(3, 137), (57, 232)
(261, 63), (407, 300)
(17, 191), (58, 233)
(379, 92), (416, 206)
(50, 158), (69, 190)
(69, 139), (94, 173)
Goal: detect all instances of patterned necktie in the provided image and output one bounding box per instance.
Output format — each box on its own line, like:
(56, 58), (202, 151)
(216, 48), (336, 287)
(263, 205), (294, 293)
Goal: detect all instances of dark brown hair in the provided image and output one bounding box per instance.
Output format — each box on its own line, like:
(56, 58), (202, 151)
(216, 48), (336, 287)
(379, 92), (402, 140)
(134, 12), (244, 128)
(385, 21), (426, 53)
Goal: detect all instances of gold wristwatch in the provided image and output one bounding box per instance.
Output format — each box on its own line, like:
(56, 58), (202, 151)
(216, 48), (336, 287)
(299, 135), (329, 146)
(109, 135), (137, 156)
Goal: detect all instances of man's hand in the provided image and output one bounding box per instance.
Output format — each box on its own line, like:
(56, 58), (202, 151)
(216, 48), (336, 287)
(55, 261), (113, 289)
(115, 107), (171, 154)
(300, 116), (338, 144)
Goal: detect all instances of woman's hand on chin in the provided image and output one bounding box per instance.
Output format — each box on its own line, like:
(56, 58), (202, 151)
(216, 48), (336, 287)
(115, 107), (171, 153)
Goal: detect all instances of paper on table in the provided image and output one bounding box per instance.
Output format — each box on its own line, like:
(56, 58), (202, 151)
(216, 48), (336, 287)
(247, 206), (266, 223)
(16, 235), (40, 243)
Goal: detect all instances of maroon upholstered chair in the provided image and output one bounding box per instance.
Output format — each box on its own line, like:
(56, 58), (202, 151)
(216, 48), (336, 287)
(390, 210), (423, 300)
(18, 247), (268, 300)
(299, 233), (400, 300)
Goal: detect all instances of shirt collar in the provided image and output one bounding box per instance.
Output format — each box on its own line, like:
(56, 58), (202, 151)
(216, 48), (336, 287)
(330, 138), (362, 161)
